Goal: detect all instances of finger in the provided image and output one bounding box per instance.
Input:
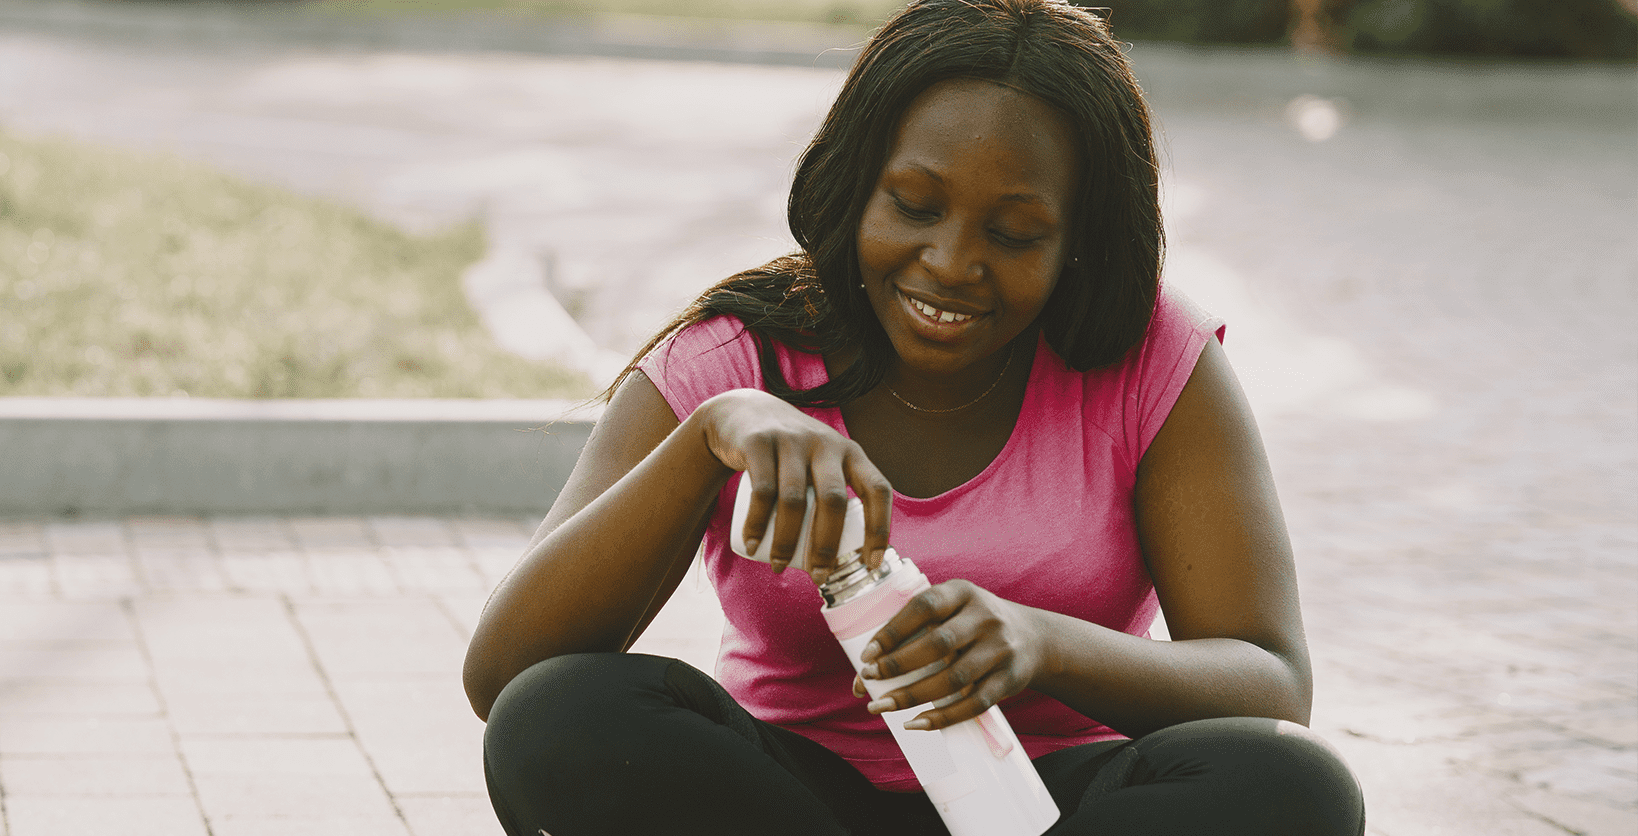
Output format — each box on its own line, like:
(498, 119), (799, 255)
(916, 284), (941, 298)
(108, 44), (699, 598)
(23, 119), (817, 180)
(766, 437), (812, 573)
(844, 445), (893, 570)
(866, 674), (968, 716)
(905, 672), (1019, 730)
(861, 582), (972, 673)
(867, 631), (1011, 718)
(804, 455), (851, 583)
(737, 437), (780, 559)
(852, 673), (866, 699)
(864, 621), (964, 685)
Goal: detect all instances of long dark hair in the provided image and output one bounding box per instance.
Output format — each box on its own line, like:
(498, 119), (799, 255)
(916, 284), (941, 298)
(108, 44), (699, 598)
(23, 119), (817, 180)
(604, 0), (1163, 408)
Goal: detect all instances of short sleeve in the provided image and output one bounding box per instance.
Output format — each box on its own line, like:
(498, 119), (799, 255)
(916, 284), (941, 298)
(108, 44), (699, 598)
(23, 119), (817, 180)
(636, 315), (763, 422)
(1126, 286), (1227, 462)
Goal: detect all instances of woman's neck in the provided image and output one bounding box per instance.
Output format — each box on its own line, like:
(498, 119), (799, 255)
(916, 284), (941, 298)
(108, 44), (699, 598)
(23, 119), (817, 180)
(879, 329), (1033, 416)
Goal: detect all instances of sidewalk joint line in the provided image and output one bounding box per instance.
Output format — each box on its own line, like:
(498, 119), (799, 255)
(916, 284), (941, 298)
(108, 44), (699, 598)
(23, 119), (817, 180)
(280, 593), (414, 833)
(120, 596), (218, 836)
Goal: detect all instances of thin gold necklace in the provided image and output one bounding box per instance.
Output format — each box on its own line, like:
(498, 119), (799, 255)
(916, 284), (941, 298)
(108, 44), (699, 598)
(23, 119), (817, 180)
(883, 343), (1016, 414)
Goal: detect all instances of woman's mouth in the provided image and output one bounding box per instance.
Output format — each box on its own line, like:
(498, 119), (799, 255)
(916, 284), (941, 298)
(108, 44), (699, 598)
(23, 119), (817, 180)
(898, 290), (984, 340)
(909, 296), (973, 324)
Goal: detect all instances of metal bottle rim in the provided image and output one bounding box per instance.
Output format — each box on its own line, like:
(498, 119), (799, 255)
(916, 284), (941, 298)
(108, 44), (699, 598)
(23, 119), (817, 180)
(820, 547), (901, 607)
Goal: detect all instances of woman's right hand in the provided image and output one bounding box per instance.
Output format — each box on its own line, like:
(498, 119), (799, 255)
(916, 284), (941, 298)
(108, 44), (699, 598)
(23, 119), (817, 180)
(698, 388), (893, 581)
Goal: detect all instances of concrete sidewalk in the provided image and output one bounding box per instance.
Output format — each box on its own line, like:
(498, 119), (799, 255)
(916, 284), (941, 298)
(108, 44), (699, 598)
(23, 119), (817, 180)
(0, 508), (1632, 835)
(0, 514), (725, 836)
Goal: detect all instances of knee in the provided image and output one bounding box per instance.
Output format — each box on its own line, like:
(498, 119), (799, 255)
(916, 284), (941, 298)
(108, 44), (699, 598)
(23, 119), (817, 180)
(1255, 721), (1365, 835)
(484, 653), (675, 780)
(1144, 718), (1365, 835)
(1237, 718), (1359, 787)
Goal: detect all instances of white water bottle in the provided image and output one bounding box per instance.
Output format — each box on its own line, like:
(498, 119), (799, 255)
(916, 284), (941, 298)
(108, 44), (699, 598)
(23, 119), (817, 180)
(729, 481), (1060, 836)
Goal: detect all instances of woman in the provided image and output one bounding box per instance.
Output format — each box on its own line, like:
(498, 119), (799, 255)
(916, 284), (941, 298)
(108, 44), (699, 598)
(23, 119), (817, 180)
(465, 1), (1365, 834)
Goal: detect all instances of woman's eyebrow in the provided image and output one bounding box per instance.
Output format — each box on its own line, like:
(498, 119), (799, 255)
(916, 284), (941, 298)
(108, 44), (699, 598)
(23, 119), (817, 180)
(895, 163), (1055, 210)
(997, 193), (1047, 206)
(901, 163), (945, 184)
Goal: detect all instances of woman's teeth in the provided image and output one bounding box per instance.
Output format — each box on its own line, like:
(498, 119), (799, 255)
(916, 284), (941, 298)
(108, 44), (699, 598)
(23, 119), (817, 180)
(910, 297), (972, 324)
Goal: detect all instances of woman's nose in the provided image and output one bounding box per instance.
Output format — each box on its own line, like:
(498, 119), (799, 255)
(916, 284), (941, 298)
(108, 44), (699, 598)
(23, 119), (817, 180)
(918, 222), (983, 285)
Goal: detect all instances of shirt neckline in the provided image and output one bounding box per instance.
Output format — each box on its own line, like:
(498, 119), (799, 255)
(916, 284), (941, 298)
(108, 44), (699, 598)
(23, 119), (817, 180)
(812, 332), (1047, 506)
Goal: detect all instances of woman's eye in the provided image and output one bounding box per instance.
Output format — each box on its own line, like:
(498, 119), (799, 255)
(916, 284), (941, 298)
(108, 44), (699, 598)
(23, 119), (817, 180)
(992, 230), (1042, 249)
(893, 199), (937, 221)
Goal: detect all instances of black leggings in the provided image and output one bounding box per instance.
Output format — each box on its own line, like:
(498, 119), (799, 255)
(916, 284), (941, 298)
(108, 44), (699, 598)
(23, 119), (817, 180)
(484, 653), (1365, 836)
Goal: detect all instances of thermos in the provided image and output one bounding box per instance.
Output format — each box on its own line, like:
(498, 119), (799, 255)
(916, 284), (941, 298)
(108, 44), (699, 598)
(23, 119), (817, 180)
(730, 482), (1061, 836)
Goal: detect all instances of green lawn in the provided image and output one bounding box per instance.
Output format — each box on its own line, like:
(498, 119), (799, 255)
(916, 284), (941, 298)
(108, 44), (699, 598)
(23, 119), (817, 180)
(327, 0), (910, 26)
(0, 132), (594, 399)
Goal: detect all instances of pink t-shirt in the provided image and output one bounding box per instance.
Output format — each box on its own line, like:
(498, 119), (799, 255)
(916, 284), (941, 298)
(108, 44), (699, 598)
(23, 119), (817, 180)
(637, 285), (1224, 791)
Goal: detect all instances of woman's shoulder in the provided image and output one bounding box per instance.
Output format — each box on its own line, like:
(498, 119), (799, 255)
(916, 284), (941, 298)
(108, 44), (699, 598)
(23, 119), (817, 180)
(664, 313), (752, 349)
(640, 314), (756, 370)
(1039, 285), (1222, 384)
(1029, 284), (1224, 464)
(1148, 285), (1225, 353)
(1122, 284), (1225, 459)
(636, 314), (762, 422)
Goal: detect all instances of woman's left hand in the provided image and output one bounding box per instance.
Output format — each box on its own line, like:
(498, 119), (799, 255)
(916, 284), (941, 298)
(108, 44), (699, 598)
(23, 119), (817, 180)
(852, 579), (1051, 730)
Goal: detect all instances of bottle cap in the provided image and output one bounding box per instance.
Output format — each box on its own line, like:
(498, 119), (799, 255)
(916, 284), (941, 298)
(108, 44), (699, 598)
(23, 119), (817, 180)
(729, 478), (866, 572)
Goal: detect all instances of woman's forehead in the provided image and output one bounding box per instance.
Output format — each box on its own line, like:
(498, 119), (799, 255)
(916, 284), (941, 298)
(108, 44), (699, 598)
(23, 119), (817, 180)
(882, 78), (1081, 204)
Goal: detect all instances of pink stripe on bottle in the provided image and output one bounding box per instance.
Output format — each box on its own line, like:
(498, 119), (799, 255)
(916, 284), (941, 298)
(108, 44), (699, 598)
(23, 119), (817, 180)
(976, 711), (1014, 758)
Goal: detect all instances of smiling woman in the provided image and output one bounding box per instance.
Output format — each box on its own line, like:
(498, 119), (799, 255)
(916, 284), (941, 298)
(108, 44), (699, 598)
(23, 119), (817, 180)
(465, 2), (1365, 835)
(857, 78), (1077, 390)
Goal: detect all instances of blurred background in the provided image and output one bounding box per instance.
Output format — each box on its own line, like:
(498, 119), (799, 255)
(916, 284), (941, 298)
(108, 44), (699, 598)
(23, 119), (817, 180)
(0, 0), (1633, 399)
(0, 2), (1633, 835)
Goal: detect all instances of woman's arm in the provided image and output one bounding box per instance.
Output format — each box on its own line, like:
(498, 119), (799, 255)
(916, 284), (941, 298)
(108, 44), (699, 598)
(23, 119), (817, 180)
(463, 372), (894, 722)
(856, 338), (1312, 737)
(462, 372), (723, 721)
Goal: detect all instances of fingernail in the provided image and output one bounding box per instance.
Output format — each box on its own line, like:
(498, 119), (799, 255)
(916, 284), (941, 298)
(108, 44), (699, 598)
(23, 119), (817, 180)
(745, 538), (760, 556)
(811, 568), (831, 585)
(860, 663), (878, 680)
(903, 718), (932, 731)
(860, 641), (881, 663)
(771, 560), (787, 574)
(866, 698), (895, 714)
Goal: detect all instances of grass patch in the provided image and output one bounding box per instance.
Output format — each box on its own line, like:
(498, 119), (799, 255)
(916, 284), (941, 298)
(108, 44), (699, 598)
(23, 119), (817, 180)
(326, 0), (910, 26)
(0, 132), (594, 399)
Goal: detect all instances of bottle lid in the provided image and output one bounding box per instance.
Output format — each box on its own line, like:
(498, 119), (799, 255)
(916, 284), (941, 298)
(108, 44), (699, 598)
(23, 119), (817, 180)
(729, 479), (866, 572)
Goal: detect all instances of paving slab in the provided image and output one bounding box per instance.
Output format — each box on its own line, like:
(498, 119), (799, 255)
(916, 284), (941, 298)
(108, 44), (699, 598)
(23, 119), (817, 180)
(182, 736), (408, 835)
(3, 796), (210, 836)
(0, 753), (194, 796)
(0, 681), (161, 716)
(396, 793), (501, 836)
(291, 597), (469, 679)
(330, 676), (490, 795)
(0, 716), (175, 756)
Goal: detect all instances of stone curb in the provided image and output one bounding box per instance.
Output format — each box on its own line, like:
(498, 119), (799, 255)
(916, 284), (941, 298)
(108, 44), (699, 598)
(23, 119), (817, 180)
(0, 397), (603, 516)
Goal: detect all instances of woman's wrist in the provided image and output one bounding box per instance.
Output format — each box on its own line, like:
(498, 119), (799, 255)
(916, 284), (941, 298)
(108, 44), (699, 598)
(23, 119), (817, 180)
(1021, 604), (1079, 692)
(684, 392), (744, 479)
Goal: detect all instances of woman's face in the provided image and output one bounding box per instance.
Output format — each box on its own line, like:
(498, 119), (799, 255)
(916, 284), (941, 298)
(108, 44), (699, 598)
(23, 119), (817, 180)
(857, 77), (1080, 381)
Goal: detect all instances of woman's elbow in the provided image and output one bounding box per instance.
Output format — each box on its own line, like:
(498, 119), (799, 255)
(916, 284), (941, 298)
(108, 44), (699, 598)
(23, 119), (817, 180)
(1271, 647), (1314, 726)
(463, 644), (501, 723)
